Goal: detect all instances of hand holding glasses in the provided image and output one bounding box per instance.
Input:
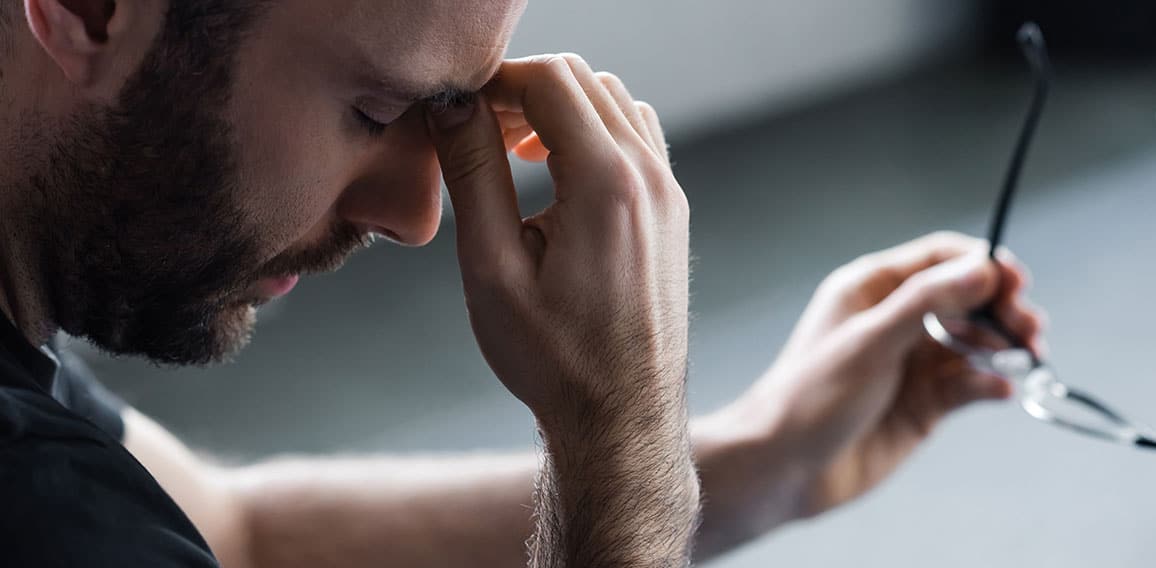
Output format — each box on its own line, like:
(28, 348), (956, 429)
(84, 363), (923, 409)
(922, 23), (1156, 450)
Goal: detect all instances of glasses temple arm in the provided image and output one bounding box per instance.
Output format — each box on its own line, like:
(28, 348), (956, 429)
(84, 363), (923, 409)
(986, 22), (1053, 259)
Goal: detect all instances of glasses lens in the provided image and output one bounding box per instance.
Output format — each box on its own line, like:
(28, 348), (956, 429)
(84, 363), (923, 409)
(937, 315), (1018, 351)
(925, 313), (1034, 379)
(925, 313), (1147, 444)
(1019, 367), (1138, 443)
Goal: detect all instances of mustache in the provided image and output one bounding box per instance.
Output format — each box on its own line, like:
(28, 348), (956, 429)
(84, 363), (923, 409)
(253, 221), (374, 281)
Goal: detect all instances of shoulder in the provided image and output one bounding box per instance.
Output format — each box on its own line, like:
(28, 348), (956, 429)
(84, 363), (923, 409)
(51, 346), (128, 441)
(0, 382), (99, 443)
(0, 387), (219, 567)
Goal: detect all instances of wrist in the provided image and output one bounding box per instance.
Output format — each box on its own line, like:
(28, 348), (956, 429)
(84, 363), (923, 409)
(531, 366), (691, 443)
(536, 376), (697, 490)
(691, 402), (814, 559)
(533, 392), (701, 567)
(537, 395), (695, 475)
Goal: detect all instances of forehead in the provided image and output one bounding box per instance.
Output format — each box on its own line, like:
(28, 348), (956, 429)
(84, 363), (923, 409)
(272, 0), (526, 96)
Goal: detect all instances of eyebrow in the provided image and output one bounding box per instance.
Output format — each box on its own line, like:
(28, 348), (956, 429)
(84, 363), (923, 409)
(344, 32), (501, 109)
(419, 87), (478, 111)
(355, 72), (480, 115)
(349, 49), (486, 109)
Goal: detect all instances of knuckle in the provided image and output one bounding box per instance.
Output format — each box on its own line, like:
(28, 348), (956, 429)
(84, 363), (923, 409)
(653, 181), (688, 219)
(606, 155), (649, 203)
(558, 52), (590, 72)
(596, 71), (626, 90)
(923, 230), (981, 251)
(819, 254), (878, 303)
(636, 153), (670, 179)
(634, 150), (676, 185)
(894, 271), (937, 309)
(636, 100), (657, 117)
(541, 54), (577, 83)
(841, 252), (879, 282)
(818, 264), (856, 298)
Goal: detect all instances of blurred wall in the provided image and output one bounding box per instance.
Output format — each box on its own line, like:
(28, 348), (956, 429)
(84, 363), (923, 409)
(981, 0), (1156, 55)
(507, 0), (979, 139)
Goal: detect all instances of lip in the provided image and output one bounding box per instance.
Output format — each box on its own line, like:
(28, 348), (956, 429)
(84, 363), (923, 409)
(256, 274), (299, 299)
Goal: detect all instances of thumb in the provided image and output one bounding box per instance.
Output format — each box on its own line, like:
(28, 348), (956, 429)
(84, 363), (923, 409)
(427, 95), (526, 271)
(872, 252), (1001, 345)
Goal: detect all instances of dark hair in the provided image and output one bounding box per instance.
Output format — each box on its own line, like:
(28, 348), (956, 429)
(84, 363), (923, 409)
(0, 1), (269, 61)
(25, 0), (273, 364)
(0, 1), (14, 58)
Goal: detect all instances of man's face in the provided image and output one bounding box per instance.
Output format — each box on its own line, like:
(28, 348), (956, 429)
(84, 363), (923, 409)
(33, 0), (524, 364)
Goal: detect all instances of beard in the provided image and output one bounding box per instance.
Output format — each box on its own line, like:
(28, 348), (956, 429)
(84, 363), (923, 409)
(19, 11), (369, 366)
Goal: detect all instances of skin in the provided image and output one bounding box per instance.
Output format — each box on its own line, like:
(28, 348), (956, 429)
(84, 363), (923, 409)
(0, 0), (1048, 567)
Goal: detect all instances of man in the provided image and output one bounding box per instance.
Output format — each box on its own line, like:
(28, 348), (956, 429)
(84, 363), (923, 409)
(0, 0), (1046, 566)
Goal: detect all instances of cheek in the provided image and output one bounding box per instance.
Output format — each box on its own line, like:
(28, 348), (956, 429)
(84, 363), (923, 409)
(228, 95), (348, 257)
(227, 19), (355, 258)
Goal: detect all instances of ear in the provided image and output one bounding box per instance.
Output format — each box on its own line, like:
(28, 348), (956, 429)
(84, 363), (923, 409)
(24, 0), (144, 88)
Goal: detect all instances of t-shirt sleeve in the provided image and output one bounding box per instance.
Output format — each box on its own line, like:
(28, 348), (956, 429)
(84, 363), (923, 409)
(0, 388), (219, 567)
(50, 347), (127, 442)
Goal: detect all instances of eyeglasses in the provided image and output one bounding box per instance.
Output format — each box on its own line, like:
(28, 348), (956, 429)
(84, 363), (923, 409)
(922, 23), (1156, 450)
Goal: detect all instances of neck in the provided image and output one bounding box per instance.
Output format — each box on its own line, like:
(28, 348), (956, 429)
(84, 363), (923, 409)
(0, 113), (57, 347)
(0, 190), (56, 347)
(0, 27), (74, 347)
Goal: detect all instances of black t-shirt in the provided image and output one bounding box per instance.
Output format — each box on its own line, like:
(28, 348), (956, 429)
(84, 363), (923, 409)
(0, 315), (218, 567)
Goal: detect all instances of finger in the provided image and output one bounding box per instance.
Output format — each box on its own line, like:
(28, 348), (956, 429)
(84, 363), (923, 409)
(871, 252), (1001, 344)
(496, 110), (535, 151)
(995, 296), (1050, 357)
(830, 232), (985, 302)
(991, 251), (1049, 354)
(926, 356), (1012, 416)
(995, 260), (1026, 298)
(995, 247), (1033, 293)
(484, 56), (617, 162)
(496, 110), (528, 130)
(556, 55), (647, 151)
(596, 72), (654, 154)
(947, 370), (1015, 410)
(820, 232), (986, 314)
(426, 94), (527, 271)
(883, 349), (1011, 443)
(995, 295), (1044, 338)
(637, 101), (670, 166)
(513, 132), (550, 162)
(865, 231), (986, 283)
(503, 124), (535, 153)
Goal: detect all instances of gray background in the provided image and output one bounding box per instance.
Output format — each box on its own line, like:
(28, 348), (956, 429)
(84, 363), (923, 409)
(79, 3), (1156, 567)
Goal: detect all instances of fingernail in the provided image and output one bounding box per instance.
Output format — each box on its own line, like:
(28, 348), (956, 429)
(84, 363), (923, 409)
(428, 99), (477, 131)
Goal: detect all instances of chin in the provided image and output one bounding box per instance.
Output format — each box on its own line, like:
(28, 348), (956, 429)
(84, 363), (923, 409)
(90, 301), (259, 367)
(206, 302), (258, 364)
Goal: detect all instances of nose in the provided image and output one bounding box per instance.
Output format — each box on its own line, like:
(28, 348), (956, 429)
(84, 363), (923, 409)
(336, 110), (444, 247)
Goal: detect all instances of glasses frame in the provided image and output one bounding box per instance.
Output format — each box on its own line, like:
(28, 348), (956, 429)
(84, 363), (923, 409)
(922, 23), (1156, 450)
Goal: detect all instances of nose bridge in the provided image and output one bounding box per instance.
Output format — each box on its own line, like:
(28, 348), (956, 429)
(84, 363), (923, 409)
(337, 113), (444, 246)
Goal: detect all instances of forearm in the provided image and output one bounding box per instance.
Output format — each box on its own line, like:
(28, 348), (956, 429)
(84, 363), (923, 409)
(221, 416), (776, 568)
(226, 453), (536, 568)
(230, 434), (700, 568)
(529, 393), (701, 568)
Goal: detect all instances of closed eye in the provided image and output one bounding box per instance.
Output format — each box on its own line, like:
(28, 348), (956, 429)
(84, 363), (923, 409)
(352, 106), (389, 136)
